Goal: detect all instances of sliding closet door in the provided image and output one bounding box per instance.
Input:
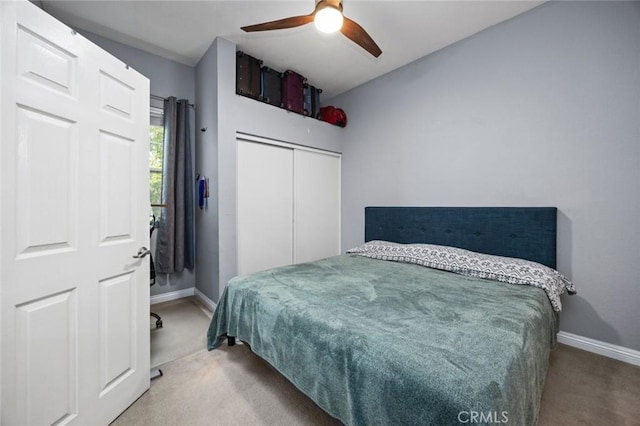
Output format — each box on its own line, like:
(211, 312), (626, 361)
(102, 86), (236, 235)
(294, 150), (341, 264)
(237, 140), (294, 275)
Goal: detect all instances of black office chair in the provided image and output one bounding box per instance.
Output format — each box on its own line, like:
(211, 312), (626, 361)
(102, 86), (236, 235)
(149, 218), (164, 380)
(150, 220), (162, 328)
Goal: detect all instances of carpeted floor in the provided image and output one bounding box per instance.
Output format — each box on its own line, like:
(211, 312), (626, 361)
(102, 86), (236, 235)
(114, 299), (640, 425)
(539, 344), (640, 425)
(150, 297), (212, 368)
(113, 344), (339, 426)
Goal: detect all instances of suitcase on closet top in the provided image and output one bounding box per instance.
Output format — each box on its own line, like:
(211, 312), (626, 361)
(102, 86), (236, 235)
(236, 51), (262, 99)
(303, 84), (322, 118)
(282, 70), (306, 114)
(260, 66), (283, 107)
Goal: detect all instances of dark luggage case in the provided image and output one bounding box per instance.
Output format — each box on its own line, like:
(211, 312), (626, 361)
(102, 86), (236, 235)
(303, 84), (322, 118)
(282, 70), (306, 114)
(260, 66), (282, 107)
(236, 51), (261, 99)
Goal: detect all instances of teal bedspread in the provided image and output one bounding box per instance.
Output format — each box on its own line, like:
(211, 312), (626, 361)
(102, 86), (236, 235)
(207, 255), (558, 425)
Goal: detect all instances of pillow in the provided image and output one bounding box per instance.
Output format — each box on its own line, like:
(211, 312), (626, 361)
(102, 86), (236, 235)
(347, 240), (576, 312)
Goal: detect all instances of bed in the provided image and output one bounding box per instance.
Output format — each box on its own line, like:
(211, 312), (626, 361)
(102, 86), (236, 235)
(207, 207), (572, 425)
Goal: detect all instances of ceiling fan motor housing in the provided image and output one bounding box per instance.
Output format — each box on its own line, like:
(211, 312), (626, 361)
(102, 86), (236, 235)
(315, 0), (343, 14)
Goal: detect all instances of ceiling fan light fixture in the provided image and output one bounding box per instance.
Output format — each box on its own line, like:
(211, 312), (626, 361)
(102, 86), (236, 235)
(314, 6), (343, 33)
(240, 0), (381, 57)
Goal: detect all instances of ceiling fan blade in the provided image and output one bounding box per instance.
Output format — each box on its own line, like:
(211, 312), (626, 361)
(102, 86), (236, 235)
(340, 16), (382, 58)
(241, 14), (315, 32)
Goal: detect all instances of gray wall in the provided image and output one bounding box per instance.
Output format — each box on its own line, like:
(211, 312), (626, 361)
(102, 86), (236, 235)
(333, 1), (640, 351)
(81, 31), (198, 297)
(194, 38), (222, 304)
(195, 37), (344, 302)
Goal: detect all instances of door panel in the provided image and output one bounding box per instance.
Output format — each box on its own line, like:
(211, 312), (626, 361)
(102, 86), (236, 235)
(237, 140), (294, 275)
(85, 15), (150, 426)
(15, 105), (77, 258)
(1, 1), (150, 424)
(16, 289), (78, 426)
(98, 273), (135, 396)
(17, 24), (78, 97)
(99, 130), (135, 244)
(99, 70), (134, 118)
(294, 150), (341, 263)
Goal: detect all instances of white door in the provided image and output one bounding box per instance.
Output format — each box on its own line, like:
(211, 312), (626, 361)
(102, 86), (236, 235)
(237, 140), (294, 276)
(0, 1), (150, 425)
(294, 150), (341, 263)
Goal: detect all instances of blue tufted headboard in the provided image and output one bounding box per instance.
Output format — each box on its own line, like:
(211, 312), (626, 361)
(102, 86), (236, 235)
(364, 207), (557, 269)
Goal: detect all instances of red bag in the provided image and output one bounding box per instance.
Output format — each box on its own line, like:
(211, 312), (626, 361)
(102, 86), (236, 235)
(319, 106), (347, 127)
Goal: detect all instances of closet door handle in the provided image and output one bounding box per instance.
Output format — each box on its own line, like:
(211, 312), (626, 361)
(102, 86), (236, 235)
(133, 247), (151, 258)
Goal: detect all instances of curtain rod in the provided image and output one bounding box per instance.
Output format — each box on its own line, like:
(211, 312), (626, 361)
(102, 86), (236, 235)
(150, 94), (196, 109)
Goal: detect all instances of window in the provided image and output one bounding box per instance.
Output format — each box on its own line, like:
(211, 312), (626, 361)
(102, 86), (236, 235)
(150, 97), (164, 219)
(149, 125), (164, 218)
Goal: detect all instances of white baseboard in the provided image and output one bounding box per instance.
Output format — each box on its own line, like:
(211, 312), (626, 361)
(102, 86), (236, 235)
(150, 288), (195, 305)
(194, 288), (217, 313)
(557, 331), (640, 367)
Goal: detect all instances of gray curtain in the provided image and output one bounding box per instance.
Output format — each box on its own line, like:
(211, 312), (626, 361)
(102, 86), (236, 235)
(156, 97), (195, 274)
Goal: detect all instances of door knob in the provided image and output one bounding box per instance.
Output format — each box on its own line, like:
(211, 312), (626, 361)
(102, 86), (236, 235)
(133, 247), (151, 258)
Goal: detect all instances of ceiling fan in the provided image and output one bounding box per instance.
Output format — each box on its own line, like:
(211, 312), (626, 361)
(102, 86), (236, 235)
(241, 0), (382, 58)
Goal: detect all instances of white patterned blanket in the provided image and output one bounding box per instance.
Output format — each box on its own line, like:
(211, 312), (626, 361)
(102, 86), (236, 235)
(348, 240), (576, 312)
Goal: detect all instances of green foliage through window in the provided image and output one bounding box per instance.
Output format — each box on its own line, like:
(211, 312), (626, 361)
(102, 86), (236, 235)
(150, 125), (164, 219)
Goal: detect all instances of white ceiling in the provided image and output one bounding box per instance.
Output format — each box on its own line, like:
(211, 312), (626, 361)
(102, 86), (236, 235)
(41, 1), (544, 99)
